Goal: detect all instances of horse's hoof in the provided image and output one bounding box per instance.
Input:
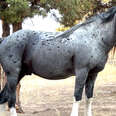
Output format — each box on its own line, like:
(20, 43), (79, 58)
(0, 111), (7, 116)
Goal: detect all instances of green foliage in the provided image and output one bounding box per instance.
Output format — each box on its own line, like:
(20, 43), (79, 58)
(0, 0), (34, 23)
(0, 0), (115, 26)
(37, 0), (115, 26)
(55, 0), (97, 26)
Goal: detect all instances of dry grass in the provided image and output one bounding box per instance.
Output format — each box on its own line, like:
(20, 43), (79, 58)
(96, 63), (116, 86)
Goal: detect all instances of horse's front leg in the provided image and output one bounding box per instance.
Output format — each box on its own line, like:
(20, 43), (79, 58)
(84, 73), (97, 116)
(71, 68), (89, 116)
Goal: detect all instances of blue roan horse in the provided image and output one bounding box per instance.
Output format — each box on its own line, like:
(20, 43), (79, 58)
(0, 7), (116, 116)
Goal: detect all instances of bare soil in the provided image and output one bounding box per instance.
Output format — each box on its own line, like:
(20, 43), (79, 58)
(5, 64), (116, 116)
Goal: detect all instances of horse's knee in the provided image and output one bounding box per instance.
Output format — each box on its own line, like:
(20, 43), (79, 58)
(85, 73), (97, 99)
(74, 92), (83, 101)
(74, 84), (85, 101)
(85, 79), (95, 99)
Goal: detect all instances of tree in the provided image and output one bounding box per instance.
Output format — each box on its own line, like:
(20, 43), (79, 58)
(31, 0), (115, 26)
(0, 0), (115, 27)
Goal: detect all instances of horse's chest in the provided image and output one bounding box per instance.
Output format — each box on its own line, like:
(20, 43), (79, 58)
(89, 48), (108, 70)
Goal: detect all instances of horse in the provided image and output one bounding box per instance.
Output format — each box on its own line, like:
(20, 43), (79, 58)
(0, 6), (116, 116)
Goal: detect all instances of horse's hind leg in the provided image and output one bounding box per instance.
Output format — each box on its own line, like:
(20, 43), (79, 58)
(0, 61), (21, 116)
(85, 73), (97, 116)
(7, 73), (19, 116)
(0, 82), (9, 116)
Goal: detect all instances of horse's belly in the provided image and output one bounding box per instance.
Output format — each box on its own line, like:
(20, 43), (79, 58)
(30, 41), (74, 79)
(32, 56), (74, 80)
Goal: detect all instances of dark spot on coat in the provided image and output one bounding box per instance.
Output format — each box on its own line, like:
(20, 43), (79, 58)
(6, 71), (10, 75)
(67, 38), (70, 40)
(9, 54), (13, 58)
(13, 60), (17, 63)
(32, 43), (36, 45)
(93, 34), (95, 36)
(48, 48), (52, 51)
(57, 46), (60, 48)
(42, 42), (45, 45)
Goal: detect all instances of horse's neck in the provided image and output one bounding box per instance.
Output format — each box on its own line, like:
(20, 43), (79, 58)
(98, 22), (116, 52)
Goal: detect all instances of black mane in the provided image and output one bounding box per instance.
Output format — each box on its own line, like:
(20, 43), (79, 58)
(55, 6), (116, 39)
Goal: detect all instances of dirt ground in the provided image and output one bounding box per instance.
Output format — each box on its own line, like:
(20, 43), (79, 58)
(5, 64), (116, 116)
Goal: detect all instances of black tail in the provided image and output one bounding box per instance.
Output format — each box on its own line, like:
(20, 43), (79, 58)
(0, 84), (9, 104)
(0, 37), (4, 43)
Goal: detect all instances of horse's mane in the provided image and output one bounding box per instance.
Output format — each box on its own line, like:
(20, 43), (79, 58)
(55, 16), (96, 39)
(55, 6), (116, 39)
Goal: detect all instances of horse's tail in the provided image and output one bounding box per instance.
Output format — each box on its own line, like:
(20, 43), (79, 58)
(0, 37), (4, 44)
(0, 84), (9, 104)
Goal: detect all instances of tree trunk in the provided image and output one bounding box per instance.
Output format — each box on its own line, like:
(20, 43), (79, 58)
(12, 22), (22, 32)
(12, 21), (24, 113)
(2, 21), (10, 37)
